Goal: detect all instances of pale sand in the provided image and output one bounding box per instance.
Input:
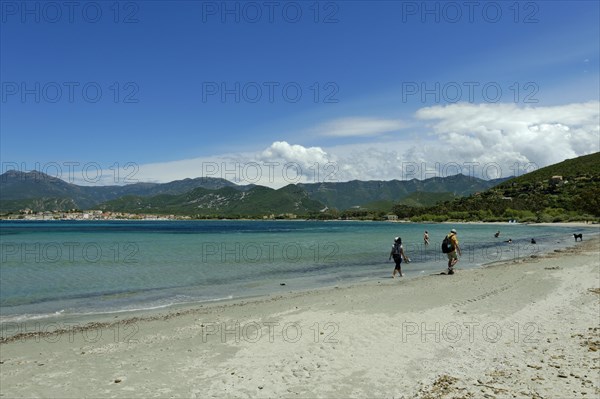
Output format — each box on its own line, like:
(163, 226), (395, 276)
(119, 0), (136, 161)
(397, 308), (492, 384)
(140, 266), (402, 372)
(1, 239), (599, 398)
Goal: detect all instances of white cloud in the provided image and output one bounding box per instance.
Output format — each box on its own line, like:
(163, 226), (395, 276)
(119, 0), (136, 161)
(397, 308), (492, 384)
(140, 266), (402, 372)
(315, 117), (406, 137)
(76, 102), (599, 188)
(414, 101), (600, 172)
(258, 141), (332, 167)
(76, 142), (338, 188)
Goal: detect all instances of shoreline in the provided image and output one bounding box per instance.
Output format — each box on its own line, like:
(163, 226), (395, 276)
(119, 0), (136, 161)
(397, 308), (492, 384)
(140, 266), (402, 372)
(2, 224), (598, 335)
(3, 217), (599, 225)
(528, 221), (600, 228)
(1, 238), (598, 397)
(0, 238), (596, 335)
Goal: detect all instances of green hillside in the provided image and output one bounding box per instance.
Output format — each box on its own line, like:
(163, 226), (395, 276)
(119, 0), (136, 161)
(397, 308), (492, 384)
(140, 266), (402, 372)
(394, 152), (600, 222)
(0, 197), (78, 213)
(362, 192), (456, 213)
(362, 200), (396, 212)
(397, 191), (457, 207)
(99, 184), (324, 217)
(299, 175), (505, 210)
(0, 170), (249, 210)
(497, 152), (600, 187)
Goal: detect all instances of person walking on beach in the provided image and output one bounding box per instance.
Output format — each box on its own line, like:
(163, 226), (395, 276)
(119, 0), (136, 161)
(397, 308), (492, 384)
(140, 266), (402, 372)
(445, 229), (461, 275)
(424, 231), (430, 246)
(389, 236), (408, 278)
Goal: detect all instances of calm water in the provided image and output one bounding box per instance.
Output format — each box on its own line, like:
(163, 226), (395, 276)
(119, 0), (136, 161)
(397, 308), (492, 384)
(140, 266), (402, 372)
(0, 220), (595, 323)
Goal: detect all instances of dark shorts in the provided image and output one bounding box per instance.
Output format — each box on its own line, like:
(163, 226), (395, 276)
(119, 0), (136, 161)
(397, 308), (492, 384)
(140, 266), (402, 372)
(393, 254), (402, 269)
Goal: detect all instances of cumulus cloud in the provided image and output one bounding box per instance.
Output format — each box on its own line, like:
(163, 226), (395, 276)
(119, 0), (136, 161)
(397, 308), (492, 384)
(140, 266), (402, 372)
(258, 141), (332, 167)
(414, 101), (600, 173)
(315, 117), (407, 137)
(277, 101), (600, 182)
(80, 102), (599, 187)
(77, 142), (338, 188)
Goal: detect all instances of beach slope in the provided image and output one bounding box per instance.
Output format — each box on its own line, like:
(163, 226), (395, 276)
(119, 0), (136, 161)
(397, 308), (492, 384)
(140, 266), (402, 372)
(1, 239), (599, 398)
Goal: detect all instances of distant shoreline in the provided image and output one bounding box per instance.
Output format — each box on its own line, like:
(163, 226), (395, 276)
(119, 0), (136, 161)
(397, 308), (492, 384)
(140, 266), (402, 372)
(2, 217), (599, 227)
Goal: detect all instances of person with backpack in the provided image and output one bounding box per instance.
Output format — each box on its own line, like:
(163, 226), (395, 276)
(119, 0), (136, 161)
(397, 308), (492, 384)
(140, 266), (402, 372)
(389, 236), (408, 278)
(442, 228), (461, 275)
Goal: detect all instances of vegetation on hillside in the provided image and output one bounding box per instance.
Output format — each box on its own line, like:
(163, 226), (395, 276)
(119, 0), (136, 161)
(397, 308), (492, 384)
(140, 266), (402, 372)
(391, 153), (600, 222)
(99, 184), (324, 218)
(299, 175), (504, 210)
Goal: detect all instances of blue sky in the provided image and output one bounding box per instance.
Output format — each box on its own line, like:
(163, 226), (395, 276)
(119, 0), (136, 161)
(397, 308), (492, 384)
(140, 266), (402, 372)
(1, 1), (599, 186)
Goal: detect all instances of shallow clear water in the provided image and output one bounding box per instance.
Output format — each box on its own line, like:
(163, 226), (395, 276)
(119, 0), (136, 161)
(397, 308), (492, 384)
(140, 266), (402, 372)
(0, 220), (595, 322)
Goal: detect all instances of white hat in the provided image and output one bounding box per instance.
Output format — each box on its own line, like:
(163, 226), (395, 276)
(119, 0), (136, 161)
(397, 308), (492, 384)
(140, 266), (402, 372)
(450, 229), (457, 233)
(394, 237), (400, 241)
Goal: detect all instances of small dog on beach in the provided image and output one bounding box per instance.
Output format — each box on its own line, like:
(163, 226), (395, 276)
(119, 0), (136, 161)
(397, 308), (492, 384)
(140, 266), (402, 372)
(573, 233), (583, 242)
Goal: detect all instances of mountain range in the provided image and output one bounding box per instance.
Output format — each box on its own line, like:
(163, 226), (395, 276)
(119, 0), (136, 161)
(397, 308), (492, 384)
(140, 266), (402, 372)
(298, 175), (505, 210)
(0, 170), (250, 211)
(0, 170), (506, 215)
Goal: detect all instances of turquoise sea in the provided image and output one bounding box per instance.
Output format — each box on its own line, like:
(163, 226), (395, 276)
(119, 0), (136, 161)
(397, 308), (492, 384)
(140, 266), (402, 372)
(0, 220), (596, 325)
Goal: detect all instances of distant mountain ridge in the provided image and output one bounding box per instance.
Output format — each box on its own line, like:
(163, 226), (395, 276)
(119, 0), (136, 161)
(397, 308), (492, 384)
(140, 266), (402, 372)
(298, 175), (507, 210)
(99, 184), (324, 217)
(0, 171), (251, 211)
(0, 170), (508, 214)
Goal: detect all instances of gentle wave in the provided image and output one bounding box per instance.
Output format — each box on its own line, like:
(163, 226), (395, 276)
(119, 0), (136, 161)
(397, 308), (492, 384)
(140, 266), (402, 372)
(0, 295), (235, 324)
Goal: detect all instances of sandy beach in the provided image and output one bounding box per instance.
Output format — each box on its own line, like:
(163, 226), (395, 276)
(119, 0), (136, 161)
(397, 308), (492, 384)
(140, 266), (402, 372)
(1, 237), (599, 398)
